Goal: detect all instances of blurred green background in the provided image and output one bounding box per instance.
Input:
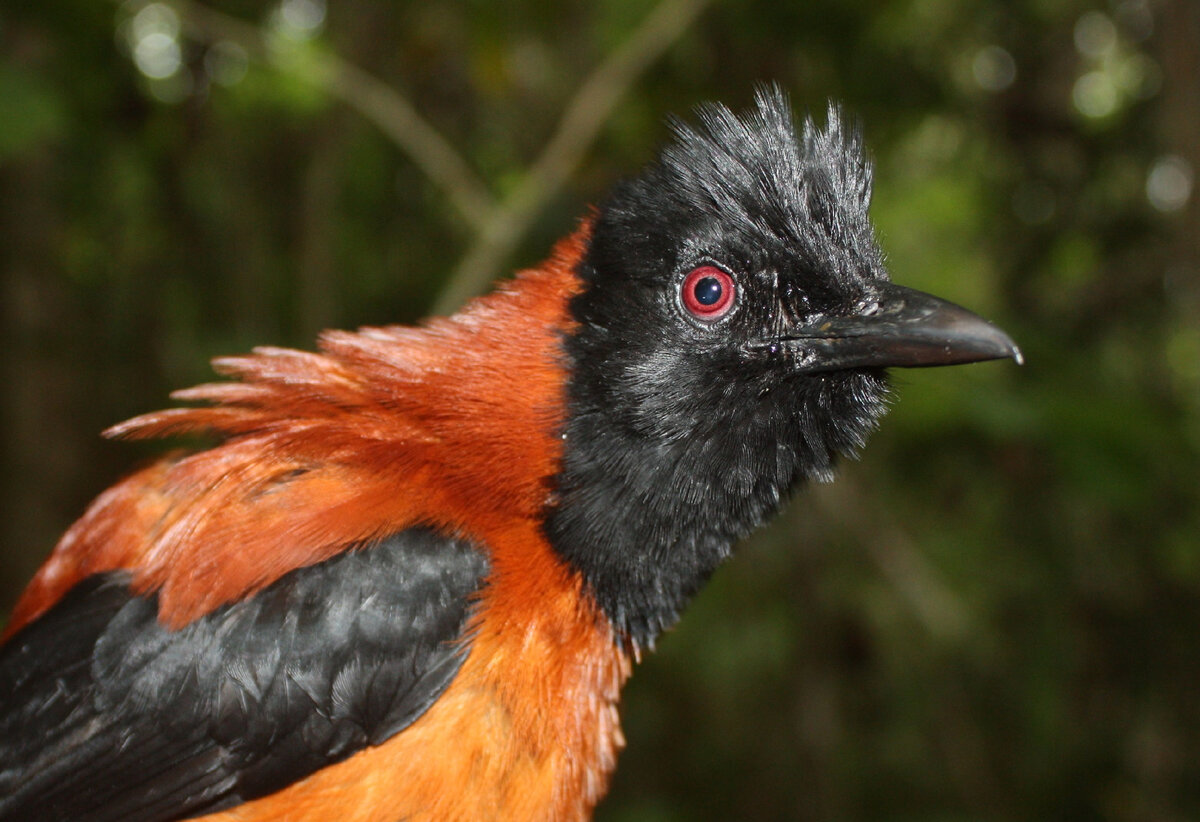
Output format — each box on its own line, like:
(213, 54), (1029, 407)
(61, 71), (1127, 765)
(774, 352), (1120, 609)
(1, 0), (1197, 819)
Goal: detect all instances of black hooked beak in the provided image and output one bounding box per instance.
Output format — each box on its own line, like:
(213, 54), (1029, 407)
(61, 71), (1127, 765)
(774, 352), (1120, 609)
(759, 282), (1023, 373)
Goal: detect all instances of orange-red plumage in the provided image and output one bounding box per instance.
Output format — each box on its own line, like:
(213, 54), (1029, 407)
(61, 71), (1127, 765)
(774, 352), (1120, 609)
(3, 224), (632, 819)
(10, 227), (584, 632)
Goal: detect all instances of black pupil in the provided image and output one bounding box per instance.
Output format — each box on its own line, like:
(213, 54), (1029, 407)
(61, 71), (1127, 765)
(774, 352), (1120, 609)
(694, 276), (723, 306)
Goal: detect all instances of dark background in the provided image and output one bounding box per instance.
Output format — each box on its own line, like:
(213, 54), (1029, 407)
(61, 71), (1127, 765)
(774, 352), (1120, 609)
(2, 0), (1198, 819)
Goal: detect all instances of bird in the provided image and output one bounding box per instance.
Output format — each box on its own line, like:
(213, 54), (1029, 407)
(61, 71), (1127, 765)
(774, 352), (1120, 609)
(0, 86), (1020, 822)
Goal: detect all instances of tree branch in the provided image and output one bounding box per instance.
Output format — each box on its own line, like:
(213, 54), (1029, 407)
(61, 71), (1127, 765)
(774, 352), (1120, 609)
(145, 0), (712, 312)
(164, 0), (495, 231)
(811, 478), (972, 642)
(432, 0), (713, 314)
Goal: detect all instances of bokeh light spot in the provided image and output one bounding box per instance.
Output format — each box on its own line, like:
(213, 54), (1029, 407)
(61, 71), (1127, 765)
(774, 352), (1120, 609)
(134, 32), (181, 79)
(972, 46), (1017, 92)
(205, 41), (249, 87)
(126, 2), (183, 80)
(1072, 71), (1119, 119)
(130, 2), (180, 43)
(1074, 11), (1118, 58)
(1146, 156), (1193, 213)
(274, 0), (326, 40)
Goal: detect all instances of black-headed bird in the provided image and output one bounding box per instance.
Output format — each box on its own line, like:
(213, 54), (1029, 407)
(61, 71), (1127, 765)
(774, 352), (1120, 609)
(0, 87), (1019, 821)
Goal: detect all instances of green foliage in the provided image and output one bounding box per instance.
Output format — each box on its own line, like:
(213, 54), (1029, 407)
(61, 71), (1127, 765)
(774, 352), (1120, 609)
(0, 64), (67, 159)
(1, 0), (1197, 819)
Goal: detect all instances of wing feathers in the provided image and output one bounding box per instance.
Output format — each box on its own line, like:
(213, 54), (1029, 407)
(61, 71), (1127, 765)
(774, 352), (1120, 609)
(0, 527), (488, 822)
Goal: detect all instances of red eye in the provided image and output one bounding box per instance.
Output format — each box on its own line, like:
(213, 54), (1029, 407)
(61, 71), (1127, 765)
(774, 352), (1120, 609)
(680, 266), (736, 320)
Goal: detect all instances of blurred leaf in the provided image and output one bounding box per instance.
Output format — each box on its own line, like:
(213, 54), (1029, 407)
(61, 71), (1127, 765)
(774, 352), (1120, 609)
(0, 63), (67, 158)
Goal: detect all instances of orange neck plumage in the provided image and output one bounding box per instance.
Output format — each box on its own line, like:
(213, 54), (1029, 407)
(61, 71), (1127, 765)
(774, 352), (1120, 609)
(6, 222), (590, 634)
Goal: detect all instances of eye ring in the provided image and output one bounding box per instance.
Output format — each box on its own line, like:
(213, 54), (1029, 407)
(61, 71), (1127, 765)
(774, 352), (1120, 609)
(679, 266), (736, 321)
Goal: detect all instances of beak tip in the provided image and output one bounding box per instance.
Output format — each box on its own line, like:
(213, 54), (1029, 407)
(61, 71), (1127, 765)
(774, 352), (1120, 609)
(986, 324), (1023, 366)
(976, 330), (1023, 368)
(984, 327), (1023, 366)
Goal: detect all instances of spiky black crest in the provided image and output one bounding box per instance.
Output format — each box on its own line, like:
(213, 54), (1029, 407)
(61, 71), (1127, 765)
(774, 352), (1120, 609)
(660, 86), (880, 288)
(547, 88), (893, 648)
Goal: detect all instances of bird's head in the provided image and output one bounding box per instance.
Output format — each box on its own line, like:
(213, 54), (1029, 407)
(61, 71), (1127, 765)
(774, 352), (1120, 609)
(548, 86), (1020, 648)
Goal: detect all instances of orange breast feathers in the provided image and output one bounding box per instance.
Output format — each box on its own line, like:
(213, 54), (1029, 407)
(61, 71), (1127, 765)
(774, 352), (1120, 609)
(4, 224), (591, 638)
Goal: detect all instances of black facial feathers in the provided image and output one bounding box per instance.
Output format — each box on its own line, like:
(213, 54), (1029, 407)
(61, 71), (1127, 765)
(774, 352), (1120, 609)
(548, 87), (893, 648)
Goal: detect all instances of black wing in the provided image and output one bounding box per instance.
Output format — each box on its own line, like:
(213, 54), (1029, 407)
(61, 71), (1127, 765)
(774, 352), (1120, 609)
(0, 527), (488, 822)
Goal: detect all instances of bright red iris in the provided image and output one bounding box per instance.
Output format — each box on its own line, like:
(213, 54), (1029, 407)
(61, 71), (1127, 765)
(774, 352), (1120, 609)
(680, 266), (736, 320)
